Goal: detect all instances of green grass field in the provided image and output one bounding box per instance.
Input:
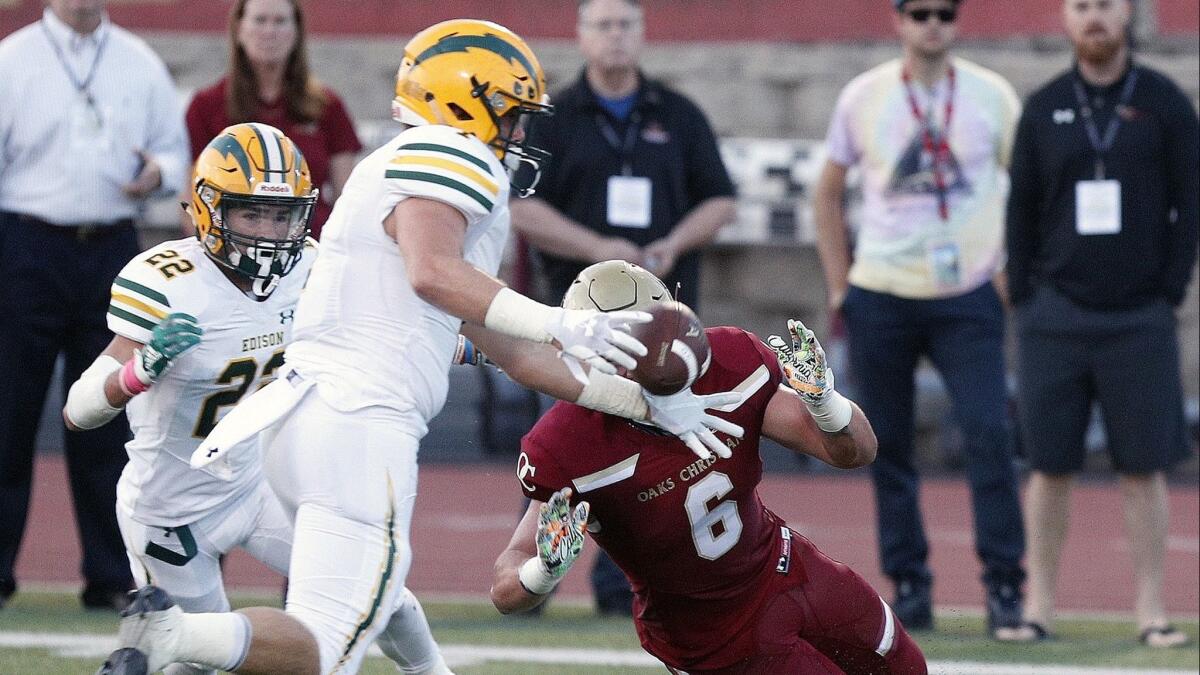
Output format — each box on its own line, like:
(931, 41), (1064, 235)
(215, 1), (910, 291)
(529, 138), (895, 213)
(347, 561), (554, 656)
(0, 590), (1195, 673)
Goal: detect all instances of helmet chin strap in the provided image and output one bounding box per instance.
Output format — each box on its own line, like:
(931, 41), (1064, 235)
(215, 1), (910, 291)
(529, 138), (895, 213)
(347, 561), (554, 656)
(229, 244), (284, 298)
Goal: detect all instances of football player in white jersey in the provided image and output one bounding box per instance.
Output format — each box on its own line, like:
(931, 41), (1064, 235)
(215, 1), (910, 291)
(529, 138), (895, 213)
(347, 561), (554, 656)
(66, 123), (316, 675)
(100, 20), (741, 675)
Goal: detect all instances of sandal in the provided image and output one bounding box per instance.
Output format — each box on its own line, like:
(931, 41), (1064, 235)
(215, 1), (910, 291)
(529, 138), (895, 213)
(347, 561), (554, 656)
(994, 621), (1052, 642)
(1139, 624), (1190, 649)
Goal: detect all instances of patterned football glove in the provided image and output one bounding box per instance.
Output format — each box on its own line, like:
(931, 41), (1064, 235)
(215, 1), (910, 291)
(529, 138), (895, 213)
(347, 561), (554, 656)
(544, 309), (651, 375)
(766, 319), (852, 432)
(644, 389), (745, 461)
(519, 488), (590, 595)
(127, 313), (203, 390)
(766, 319), (833, 404)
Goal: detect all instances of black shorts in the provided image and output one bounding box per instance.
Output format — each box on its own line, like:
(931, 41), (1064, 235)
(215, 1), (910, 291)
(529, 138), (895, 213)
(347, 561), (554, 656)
(1015, 286), (1191, 475)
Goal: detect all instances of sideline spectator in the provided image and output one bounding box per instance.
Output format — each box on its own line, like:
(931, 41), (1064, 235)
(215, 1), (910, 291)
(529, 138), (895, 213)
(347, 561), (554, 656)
(1006, 0), (1198, 647)
(0, 0), (189, 610)
(185, 0), (361, 239)
(812, 0), (1028, 639)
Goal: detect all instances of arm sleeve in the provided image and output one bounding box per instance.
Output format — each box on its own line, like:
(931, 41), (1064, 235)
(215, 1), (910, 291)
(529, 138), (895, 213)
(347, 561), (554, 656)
(321, 91), (363, 157)
(143, 54), (191, 197)
(381, 125), (500, 226)
(824, 84), (860, 168)
(1004, 103), (1041, 306)
(1159, 83), (1200, 305)
(683, 101), (736, 203)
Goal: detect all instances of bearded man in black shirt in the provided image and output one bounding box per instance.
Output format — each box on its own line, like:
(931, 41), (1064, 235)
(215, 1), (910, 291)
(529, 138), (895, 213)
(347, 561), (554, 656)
(1005, 0), (1198, 648)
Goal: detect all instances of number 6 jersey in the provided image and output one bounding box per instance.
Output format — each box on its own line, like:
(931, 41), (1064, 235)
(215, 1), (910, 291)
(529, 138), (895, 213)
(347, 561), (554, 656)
(517, 327), (788, 669)
(106, 236), (316, 527)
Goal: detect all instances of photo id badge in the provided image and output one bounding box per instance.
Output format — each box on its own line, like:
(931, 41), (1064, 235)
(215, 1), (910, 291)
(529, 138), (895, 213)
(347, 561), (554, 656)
(927, 239), (961, 289)
(1075, 180), (1121, 235)
(607, 175), (652, 229)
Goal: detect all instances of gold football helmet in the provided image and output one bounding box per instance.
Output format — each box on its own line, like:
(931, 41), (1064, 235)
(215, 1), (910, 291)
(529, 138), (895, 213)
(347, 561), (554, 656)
(391, 19), (553, 196)
(190, 123), (317, 297)
(562, 260), (672, 313)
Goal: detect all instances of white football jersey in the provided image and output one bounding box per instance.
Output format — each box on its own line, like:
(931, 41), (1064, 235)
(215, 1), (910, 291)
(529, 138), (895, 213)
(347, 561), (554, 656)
(286, 124), (510, 436)
(107, 236), (316, 527)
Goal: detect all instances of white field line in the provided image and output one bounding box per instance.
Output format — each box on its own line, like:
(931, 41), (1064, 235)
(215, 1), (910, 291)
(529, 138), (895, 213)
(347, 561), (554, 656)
(0, 631), (1195, 674)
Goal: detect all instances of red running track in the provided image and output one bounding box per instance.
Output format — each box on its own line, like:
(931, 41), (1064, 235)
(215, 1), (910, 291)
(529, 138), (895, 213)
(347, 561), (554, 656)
(15, 457), (1199, 616)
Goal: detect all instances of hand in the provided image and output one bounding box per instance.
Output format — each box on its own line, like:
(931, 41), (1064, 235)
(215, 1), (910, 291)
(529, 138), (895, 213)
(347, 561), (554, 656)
(644, 388), (745, 460)
(131, 313), (203, 386)
(535, 488), (590, 582)
(122, 149), (162, 199)
(545, 308), (650, 374)
(642, 238), (679, 277)
(766, 319), (834, 405)
(827, 285), (848, 316)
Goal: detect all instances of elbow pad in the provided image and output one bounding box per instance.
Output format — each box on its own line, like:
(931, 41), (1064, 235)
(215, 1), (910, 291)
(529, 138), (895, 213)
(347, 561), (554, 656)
(64, 355), (124, 430)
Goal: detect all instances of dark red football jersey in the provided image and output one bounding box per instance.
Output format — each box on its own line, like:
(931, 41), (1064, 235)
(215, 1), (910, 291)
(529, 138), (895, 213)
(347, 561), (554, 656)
(518, 327), (792, 669)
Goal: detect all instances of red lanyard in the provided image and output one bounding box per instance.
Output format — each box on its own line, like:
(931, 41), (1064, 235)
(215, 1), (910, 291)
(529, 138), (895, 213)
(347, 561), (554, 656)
(901, 66), (956, 221)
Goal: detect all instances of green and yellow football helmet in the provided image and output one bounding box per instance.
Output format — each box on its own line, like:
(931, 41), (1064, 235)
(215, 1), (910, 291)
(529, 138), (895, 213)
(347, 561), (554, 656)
(391, 19), (553, 195)
(190, 123), (317, 297)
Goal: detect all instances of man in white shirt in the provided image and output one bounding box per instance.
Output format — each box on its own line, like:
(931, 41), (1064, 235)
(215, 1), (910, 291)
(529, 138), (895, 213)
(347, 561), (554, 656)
(0, 0), (189, 611)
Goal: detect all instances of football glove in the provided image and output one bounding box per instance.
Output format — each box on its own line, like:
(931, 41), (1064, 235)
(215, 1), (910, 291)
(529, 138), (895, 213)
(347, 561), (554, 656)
(545, 308), (651, 375)
(766, 319), (832, 405)
(644, 388), (745, 460)
(520, 488), (590, 595)
(123, 313), (203, 393)
(767, 319), (852, 432)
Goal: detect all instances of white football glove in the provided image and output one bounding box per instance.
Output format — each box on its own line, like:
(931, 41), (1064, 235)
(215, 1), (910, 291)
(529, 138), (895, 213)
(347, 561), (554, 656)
(644, 389), (745, 460)
(766, 319), (852, 433)
(519, 488), (590, 595)
(545, 308), (651, 375)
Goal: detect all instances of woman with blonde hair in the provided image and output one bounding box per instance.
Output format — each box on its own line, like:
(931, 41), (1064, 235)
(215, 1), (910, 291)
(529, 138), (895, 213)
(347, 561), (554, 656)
(186, 0), (360, 238)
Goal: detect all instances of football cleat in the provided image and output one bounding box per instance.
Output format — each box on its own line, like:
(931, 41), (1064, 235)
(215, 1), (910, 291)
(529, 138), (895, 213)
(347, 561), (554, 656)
(103, 585), (183, 673)
(95, 647), (148, 675)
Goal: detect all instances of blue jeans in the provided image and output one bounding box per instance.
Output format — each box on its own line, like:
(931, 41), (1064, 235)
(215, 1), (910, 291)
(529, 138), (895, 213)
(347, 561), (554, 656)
(840, 283), (1024, 588)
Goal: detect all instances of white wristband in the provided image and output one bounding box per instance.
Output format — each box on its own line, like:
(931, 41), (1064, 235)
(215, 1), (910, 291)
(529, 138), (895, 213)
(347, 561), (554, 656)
(576, 370), (649, 421)
(518, 556), (558, 595)
(64, 355), (124, 430)
(483, 288), (558, 343)
(805, 390), (854, 433)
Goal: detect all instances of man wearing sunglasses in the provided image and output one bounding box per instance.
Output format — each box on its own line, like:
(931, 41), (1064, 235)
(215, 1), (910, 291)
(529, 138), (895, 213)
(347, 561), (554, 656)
(814, 0), (1029, 641)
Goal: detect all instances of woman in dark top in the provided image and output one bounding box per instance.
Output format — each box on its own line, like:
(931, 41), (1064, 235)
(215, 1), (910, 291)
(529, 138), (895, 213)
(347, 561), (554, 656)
(186, 0), (361, 238)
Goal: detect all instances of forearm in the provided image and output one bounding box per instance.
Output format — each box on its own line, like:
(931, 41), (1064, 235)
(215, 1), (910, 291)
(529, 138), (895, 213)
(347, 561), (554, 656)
(510, 198), (610, 261)
(813, 180), (851, 303)
(462, 324), (584, 401)
(658, 197), (736, 254)
(490, 550), (550, 614)
(813, 403), (876, 469)
(63, 356), (135, 431)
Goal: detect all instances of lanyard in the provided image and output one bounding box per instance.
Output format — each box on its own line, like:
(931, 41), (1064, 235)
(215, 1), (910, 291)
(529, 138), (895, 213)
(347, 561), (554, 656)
(596, 110), (641, 176)
(1072, 67), (1139, 180)
(901, 66), (956, 221)
(40, 20), (110, 117)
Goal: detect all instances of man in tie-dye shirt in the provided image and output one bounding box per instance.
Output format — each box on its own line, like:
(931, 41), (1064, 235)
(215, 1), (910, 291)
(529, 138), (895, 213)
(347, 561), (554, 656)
(812, 0), (1029, 642)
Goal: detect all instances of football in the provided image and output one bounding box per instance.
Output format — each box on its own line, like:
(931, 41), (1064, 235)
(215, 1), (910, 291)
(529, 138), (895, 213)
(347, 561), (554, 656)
(629, 302), (711, 395)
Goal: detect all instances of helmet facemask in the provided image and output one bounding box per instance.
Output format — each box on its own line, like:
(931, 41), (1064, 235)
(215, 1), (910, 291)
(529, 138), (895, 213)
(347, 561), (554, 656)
(198, 185), (316, 298)
(471, 77), (553, 197)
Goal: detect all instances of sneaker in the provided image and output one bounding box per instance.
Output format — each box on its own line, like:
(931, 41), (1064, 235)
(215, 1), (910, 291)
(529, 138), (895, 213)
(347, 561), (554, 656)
(95, 647), (149, 675)
(1139, 624), (1191, 649)
(986, 582), (1025, 639)
(893, 579), (933, 631)
(99, 585), (183, 674)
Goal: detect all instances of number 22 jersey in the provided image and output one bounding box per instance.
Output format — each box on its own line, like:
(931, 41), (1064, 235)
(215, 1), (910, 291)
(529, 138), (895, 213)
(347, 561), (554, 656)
(106, 236), (316, 527)
(518, 327), (790, 669)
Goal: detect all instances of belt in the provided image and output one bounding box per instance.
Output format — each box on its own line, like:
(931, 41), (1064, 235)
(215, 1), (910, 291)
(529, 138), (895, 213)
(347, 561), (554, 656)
(14, 213), (135, 243)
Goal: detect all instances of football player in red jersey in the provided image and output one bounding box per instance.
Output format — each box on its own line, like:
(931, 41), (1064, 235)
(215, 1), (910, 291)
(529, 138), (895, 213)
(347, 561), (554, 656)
(490, 261), (927, 674)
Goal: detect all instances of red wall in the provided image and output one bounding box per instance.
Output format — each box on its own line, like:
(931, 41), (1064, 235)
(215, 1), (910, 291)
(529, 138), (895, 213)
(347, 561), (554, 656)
(1, 0), (1195, 40)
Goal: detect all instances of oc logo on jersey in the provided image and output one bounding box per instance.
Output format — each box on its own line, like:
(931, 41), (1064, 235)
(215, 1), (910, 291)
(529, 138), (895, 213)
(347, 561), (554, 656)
(516, 452), (537, 492)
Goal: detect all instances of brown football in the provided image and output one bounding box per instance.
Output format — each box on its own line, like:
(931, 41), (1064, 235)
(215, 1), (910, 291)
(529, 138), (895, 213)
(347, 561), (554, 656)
(629, 302), (711, 395)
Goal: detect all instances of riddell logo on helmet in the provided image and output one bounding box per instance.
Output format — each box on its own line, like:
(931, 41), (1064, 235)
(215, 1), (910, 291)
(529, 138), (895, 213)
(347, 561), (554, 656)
(254, 183), (293, 196)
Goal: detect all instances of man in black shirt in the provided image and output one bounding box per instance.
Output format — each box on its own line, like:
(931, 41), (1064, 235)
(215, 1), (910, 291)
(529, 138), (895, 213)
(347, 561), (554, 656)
(1005, 0), (1198, 648)
(509, 0), (735, 616)
(510, 0), (735, 311)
